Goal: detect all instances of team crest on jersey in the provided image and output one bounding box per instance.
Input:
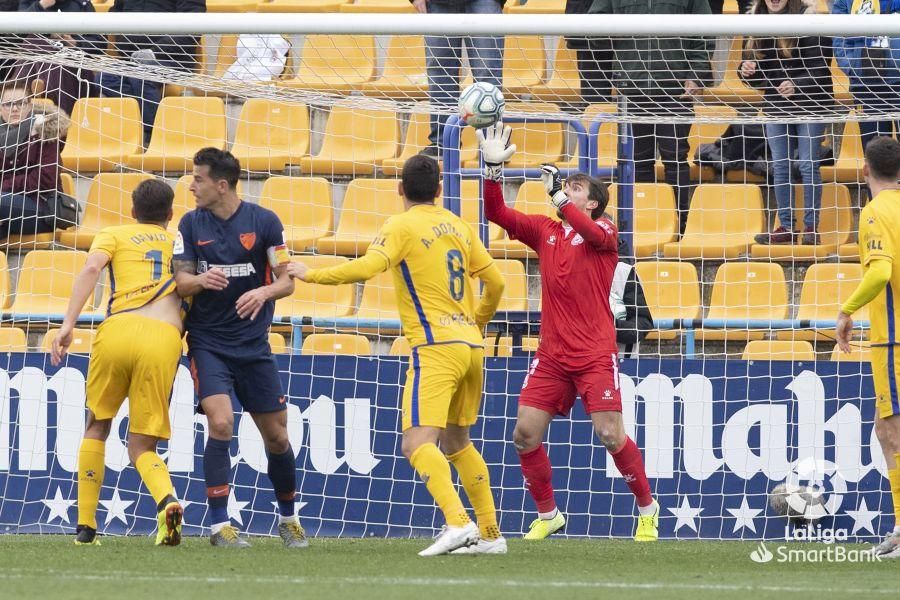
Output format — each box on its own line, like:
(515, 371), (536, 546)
(239, 232), (256, 250)
(572, 234), (584, 246)
(547, 235), (556, 246)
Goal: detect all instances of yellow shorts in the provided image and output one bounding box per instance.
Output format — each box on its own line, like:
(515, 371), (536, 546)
(871, 345), (900, 420)
(86, 313), (183, 439)
(401, 343), (484, 431)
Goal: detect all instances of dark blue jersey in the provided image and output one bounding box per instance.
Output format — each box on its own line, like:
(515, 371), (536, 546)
(175, 201), (289, 355)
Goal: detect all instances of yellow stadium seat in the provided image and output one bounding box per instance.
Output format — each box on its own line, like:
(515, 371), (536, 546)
(389, 336), (411, 355)
(381, 110), (478, 176)
(582, 103), (618, 170)
(127, 97), (227, 172)
(742, 340), (816, 361)
(507, 0), (565, 13)
(821, 118), (865, 183)
(0, 328), (27, 352)
(199, 35), (236, 81)
(663, 184), (765, 259)
(478, 259), (528, 312)
(831, 340), (871, 362)
(750, 183), (853, 260)
(839, 242), (860, 262)
(464, 102), (564, 169)
(700, 262), (788, 341)
(608, 183), (678, 257)
(340, 0), (415, 11)
(57, 173), (153, 249)
(274, 256), (355, 318)
(259, 177), (332, 252)
(299, 105), (398, 176)
(533, 39), (581, 103)
(205, 0), (258, 11)
(831, 57), (853, 106)
(489, 180), (558, 258)
(356, 271), (398, 321)
(12, 251), (88, 316)
(280, 35), (375, 93)
(777, 263), (865, 342)
(258, 0), (348, 9)
(458, 179), (504, 244)
(42, 328), (96, 354)
(302, 333), (371, 355)
(722, 0), (739, 12)
(484, 335), (513, 357)
(704, 37), (763, 106)
(0, 252), (10, 309)
(633, 261), (701, 340)
(269, 332), (288, 354)
(361, 36), (428, 99)
(503, 36), (546, 97)
(61, 98), (143, 172)
(316, 179), (404, 255)
(60, 172), (76, 197)
(230, 100), (309, 172)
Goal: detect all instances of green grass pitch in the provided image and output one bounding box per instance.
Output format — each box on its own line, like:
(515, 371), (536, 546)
(0, 536), (893, 599)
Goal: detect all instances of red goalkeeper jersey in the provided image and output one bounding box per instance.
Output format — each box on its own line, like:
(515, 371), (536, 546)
(483, 179), (619, 364)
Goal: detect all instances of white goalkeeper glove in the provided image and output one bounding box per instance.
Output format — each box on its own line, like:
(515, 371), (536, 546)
(540, 164), (569, 209)
(476, 121), (516, 182)
(609, 290), (627, 321)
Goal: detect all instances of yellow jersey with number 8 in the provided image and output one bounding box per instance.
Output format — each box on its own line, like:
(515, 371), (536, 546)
(89, 224), (177, 317)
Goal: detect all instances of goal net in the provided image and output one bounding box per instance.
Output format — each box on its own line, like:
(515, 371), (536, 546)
(0, 12), (897, 541)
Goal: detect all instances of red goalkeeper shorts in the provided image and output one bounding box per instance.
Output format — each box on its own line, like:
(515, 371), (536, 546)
(518, 350), (621, 416)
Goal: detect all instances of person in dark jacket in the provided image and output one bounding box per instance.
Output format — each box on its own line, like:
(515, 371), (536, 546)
(610, 235), (653, 358)
(565, 0), (613, 104)
(740, 0), (833, 246)
(589, 0), (714, 234)
(833, 0), (900, 151)
(0, 82), (69, 238)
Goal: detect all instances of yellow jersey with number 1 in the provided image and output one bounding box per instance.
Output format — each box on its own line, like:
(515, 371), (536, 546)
(89, 224), (177, 317)
(858, 189), (900, 345)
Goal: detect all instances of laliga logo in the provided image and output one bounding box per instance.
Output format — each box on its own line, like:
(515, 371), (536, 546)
(750, 542), (773, 563)
(783, 458), (847, 521)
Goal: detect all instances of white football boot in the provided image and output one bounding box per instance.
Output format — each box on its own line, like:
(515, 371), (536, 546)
(450, 535), (508, 555)
(418, 522), (479, 557)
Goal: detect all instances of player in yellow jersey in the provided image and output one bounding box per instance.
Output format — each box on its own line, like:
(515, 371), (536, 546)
(836, 136), (900, 559)
(50, 179), (185, 547)
(288, 155), (507, 556)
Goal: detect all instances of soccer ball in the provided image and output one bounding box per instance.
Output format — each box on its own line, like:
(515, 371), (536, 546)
(458, 81), (505, 129)
(768, 482), (828, 525)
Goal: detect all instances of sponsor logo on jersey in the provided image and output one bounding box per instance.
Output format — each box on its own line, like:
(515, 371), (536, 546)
(174, 232), (185, 254)
(240, 232), (257, 251)
(199, 260), (257, 278)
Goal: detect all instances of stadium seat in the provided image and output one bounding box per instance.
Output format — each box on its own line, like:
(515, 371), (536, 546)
(274, 256), (355, 318)
(205, 0), (259, 11)
(57, 173), (153, 249)
(663, 184), (765, 259)
(280, 35), (375, 93)
(506, 0), (565, 12)
(608, 183), (678, 257)
(299, 104), (399, 176)
(484, 335), (513, 357)
(502, 36), (546, 97)
(315, 178), (404, 255)
(777, 263), (865, 341)
(60, 172), (75, 197)
(302, 333), (371, 355)
(821, 118), (865, 183)
(633, 261), (701, 340)
(464, 102), (565, 169)
(831, 57), (853, 106)
(489, 180), (557, 258)
(0, 252), (10, 309)
(0, 327), (27, 352)
(831, 340), (871, 362)
(42, 328), (96, 354)
(381, 110), (478, 176)
(741, 340), (816, 361)
(356, 270), (399, 322)
(704, 37), (763, 106)
(269, 332), (288, 354)
(127, 97), (227, 172)
(838, 242), (860, 262)
(389, 336), (411, 355)
(582, 103), (618, 171)
(458, 179), (504, 244)
(258, 177), (332, 251)
(11, 250), (88, 316)
(532, 39), (581, 104)
(750, 183), (853, 260)
(61, 98), (143, 172)
(361, 36), (428, 99)
(230, 100), (309, 171)
(699, 262), (789, 341)
(258, 0), (349, 10)
(340, 0), (415, 11)
(480, 259), (528, 312)
(200, 34), (236, 82)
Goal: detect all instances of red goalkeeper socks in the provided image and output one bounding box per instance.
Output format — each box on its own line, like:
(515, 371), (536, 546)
(518, 443), (557, 514)
(610, 436), (653, 508)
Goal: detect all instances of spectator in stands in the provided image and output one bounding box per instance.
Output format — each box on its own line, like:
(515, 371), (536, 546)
(97, 0), (205, 142)
(565, 0), (613, 105)
(611, 236), (653, 358)
(589, 0), (714, 234)
(413, 0), (504, 158)
(740, 0), (833, 245)
(833, 0), (900, 151)
(0, 82), (69, 237)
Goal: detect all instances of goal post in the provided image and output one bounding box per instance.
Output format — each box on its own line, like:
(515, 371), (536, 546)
(0, 13), (896, 541)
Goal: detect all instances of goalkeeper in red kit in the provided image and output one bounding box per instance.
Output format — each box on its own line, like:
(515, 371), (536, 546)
(477, 122), (659, 542)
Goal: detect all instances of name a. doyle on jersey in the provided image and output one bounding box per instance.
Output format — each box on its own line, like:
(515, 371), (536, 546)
(198, 261), (257, 278)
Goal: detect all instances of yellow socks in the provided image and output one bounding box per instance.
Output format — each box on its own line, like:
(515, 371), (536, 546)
(409, 443), (470, 527)
(448, 443), (501, 540)
(77, 439), (106, 529)
(135, 452), (175, 506)
(890, 453), (900, 529)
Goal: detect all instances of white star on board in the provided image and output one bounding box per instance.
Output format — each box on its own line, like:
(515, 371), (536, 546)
(228, 490), (250, 525)
(99, 489), (134, 526)
(42, 487), (76, 524)
(668, 497), (704, 533)
(270, 501), (308, 515)
(726, 497), (763, 533)
(846, 498), (881, 535)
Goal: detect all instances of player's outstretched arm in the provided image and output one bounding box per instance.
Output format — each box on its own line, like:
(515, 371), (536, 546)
(541, 164), (617, 252)
(51, 252), (109, 366)
(292, 252), (390, 285)
(173, 259), (228, 298)
(477, 122), (519, 232)
(836, 258), (892, 352)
